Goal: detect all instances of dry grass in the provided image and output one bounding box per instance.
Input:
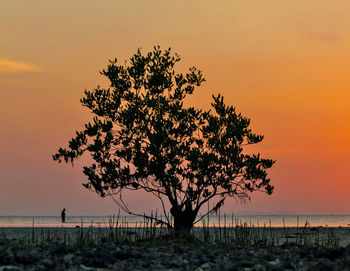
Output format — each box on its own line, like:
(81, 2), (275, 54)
(0, 213), (339, 248)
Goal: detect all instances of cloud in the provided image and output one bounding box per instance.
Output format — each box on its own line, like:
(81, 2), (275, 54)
(0, 57), (43, 73)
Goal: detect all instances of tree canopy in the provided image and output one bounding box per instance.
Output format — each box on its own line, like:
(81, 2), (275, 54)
(53, 46), (274, 232)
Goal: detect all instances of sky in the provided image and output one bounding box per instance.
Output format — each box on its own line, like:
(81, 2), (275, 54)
(1, 0), (350, 216)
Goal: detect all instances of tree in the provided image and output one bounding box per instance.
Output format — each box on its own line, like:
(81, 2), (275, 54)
(53, 46), (274, 233)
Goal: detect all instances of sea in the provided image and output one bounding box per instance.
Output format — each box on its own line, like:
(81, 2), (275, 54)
(1, 215), (350, 228)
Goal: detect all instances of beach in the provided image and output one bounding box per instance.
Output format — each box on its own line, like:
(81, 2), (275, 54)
(1, 226), (350, 270)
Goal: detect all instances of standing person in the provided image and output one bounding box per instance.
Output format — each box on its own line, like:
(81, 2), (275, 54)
(61, 208), (66, 223)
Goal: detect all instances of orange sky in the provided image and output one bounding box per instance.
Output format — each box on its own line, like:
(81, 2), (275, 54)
(1, 0), (349, 216)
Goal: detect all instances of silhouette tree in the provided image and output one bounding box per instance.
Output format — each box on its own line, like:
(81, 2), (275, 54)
(53, 46), (274, 233)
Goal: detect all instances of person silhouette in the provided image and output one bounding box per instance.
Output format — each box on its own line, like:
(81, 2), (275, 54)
(61, 208), (66, 223)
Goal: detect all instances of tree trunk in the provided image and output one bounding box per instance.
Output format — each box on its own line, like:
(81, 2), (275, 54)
(171, 202), (197, 234)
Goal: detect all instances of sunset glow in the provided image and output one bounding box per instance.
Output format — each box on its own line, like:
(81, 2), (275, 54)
(1, 0), (349, 216)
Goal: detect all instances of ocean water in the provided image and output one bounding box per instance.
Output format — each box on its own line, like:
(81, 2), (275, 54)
(1, 215), (350, 228)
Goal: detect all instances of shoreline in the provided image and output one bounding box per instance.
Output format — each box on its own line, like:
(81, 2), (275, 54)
(3, 214), (350, 229)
